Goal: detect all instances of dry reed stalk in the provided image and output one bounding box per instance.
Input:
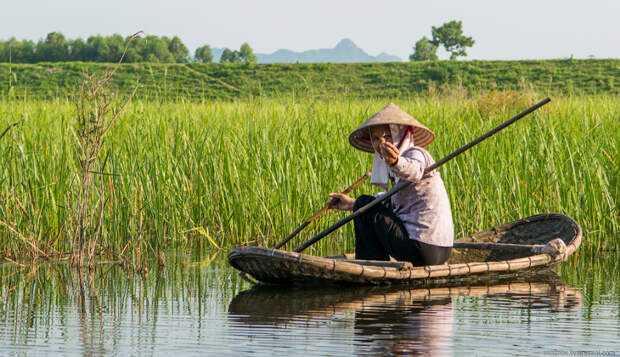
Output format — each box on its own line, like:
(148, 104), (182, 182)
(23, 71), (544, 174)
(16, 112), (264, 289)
(70, 31), (143, 267)
(0, 219), (50, 260)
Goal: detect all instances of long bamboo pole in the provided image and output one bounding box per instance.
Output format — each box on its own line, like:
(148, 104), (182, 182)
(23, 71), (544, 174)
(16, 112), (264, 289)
(293, 97), (551, 253)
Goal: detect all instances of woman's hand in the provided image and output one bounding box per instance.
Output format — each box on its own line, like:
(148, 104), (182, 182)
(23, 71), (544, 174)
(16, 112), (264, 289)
(379, 139), (400, 166)
(326, 193), (355, 211)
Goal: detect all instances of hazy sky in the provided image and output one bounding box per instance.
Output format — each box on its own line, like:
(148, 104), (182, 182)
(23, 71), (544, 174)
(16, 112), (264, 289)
(2, 0), (619, 60)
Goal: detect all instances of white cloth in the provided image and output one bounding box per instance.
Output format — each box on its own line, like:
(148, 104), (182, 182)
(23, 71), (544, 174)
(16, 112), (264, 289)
(370, 154), (390, 190)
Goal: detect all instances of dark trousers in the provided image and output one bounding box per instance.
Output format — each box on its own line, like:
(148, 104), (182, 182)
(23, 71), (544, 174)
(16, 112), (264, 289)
(353, 195), (452, 266)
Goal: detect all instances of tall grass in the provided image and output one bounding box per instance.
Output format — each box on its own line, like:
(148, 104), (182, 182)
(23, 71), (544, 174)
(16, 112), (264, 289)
(0, 94), (617, 261)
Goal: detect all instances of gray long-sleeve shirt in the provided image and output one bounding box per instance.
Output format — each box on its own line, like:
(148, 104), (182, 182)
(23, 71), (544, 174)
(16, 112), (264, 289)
(379, 146), (454, 247)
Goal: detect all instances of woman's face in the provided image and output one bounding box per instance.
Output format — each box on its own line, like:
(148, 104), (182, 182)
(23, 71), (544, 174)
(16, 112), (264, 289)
(370, 125), (393, 153)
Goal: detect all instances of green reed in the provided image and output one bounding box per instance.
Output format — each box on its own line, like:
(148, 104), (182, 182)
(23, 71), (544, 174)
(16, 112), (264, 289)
(0, 95), (617, 260)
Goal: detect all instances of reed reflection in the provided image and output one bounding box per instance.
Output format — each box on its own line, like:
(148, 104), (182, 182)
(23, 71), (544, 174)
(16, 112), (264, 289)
(0, 256), (241, 354)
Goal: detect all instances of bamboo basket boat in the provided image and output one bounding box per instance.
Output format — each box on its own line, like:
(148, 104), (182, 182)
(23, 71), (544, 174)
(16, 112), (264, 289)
(228, 213), (582, 286)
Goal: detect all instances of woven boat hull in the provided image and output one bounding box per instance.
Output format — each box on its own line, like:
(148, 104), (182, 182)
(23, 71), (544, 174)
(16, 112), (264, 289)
(228, 213), (582, 286)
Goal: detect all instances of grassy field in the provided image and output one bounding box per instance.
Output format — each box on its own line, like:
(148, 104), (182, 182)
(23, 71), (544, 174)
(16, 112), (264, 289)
(0, 93), (617, 262)
(1, 59), (620, 101)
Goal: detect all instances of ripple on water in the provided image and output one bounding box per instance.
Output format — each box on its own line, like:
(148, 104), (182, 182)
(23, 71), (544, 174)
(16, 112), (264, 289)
(0, 262), (619, 356)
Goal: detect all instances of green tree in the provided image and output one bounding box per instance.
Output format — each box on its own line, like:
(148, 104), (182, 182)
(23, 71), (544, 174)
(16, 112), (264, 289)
(87, 36), (110, 62)
(168, 36), (189, 63)
(409, 36), (438, 61)
(85, 35), (124, 62)
(430, 20), (474, 60)
(36, 32), (69, 62)
(69, 38), (89, 61)
(143, 35), (175, 63)
(20, 40), (36, 62)
(124, 35), (146, 62)
(105, 34), (125, 62)
(0, 38), (36, 62)
(239, 42), (257, 63)
(194, 45), (213, 63)
(220, 48), (232, 62)
(124, 47), (143, 62)
(220, 48), (241, 63)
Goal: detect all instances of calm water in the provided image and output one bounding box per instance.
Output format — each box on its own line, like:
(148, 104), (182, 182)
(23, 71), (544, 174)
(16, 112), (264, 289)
(1, 253), (618, 356)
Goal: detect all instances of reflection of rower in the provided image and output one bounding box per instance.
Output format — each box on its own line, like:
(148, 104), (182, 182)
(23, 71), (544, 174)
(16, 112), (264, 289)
(353, 294), (453, 356)
(228, 272), (581, 355)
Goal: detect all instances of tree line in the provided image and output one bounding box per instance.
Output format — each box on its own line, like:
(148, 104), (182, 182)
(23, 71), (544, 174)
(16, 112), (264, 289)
(0, 32), (256, 63)
(1, 21), (473, 64)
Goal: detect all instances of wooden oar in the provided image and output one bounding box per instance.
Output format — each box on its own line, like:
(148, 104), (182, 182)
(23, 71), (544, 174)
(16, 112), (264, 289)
(293, 97), (552, 253)
(238, 172), (371, 284)
(273, 172), (371, 250)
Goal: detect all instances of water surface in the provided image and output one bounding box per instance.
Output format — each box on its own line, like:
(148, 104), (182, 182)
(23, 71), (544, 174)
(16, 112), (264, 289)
(1, 253), (618, 356)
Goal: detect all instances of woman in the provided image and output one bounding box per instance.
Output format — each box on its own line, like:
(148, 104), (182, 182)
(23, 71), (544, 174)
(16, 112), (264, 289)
(328, 103), (453, 266)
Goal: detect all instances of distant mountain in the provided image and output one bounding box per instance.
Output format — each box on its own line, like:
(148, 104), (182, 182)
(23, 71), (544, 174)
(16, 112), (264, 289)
(211, 39), (402, 63)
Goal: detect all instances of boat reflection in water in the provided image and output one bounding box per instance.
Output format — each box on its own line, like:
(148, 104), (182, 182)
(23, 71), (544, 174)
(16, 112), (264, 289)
(228, 272), (581, 356)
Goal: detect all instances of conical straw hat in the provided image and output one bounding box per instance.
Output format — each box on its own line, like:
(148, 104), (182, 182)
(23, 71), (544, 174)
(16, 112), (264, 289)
(348, 103), (435, 153)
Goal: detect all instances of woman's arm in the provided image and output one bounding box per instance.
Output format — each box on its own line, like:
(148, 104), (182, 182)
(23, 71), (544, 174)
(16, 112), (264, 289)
(389, 148), (427, 183)
(378, 141), (428, 183)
